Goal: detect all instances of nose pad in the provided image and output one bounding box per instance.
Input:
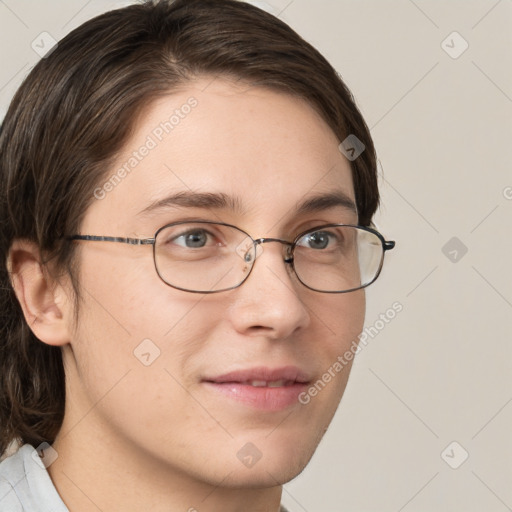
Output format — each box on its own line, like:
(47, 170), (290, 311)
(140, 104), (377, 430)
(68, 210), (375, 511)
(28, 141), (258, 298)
(284, 244), (294, 264)
(235, 236), (263, 263)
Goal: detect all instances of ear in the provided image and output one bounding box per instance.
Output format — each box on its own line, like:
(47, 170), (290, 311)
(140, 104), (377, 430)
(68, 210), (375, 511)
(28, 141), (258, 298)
(7, 239), (72, 347)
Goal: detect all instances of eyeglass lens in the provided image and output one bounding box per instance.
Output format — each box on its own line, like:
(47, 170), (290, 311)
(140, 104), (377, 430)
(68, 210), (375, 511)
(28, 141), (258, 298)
(153, 222), (384, 293)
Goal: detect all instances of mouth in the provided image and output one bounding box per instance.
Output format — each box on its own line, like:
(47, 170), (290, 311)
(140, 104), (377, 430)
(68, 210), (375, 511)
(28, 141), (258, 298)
(202, 366), (311, 411)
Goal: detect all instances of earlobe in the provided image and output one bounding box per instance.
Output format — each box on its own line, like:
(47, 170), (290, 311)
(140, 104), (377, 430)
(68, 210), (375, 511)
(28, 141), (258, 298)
(7, 239), (71, 347)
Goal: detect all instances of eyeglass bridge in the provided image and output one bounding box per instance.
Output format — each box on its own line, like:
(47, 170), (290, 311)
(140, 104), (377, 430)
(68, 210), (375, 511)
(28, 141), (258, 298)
(246, 237), (295, 264)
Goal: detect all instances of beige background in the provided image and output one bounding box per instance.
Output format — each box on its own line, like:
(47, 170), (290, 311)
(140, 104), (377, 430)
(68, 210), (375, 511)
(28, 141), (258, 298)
(1, 1), (511, 511)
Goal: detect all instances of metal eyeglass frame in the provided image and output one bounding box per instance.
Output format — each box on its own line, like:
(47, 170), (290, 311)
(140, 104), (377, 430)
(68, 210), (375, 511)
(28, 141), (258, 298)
(66, 220), (396, 294)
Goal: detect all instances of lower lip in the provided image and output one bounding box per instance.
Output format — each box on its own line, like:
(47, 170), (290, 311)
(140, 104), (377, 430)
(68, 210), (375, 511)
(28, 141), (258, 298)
(203, 382), (308, 411)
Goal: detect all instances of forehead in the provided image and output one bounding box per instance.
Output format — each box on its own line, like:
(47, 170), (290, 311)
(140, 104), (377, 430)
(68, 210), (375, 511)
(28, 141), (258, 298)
(83, 77), (356, 233)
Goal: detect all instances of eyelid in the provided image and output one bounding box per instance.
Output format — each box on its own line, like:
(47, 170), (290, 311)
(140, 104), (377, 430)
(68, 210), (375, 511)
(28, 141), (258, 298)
(296, 226), (339, 241)
(155, 218), (222, 235)
(292, 219), (350, 238)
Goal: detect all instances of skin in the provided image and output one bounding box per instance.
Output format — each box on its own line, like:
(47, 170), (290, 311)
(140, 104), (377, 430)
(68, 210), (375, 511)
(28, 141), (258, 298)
(8, 77), (365, 512)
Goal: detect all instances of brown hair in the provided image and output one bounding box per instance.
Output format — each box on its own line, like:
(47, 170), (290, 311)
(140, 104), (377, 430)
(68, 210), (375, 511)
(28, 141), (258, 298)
(0, 0), (379, 458)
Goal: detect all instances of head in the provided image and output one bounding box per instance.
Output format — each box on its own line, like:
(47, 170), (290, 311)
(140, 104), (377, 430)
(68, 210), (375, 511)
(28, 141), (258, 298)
(0, 0), (383, 488)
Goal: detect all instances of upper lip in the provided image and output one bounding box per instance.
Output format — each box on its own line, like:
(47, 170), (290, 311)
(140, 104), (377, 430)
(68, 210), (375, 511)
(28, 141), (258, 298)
(203, 366), (311, 384)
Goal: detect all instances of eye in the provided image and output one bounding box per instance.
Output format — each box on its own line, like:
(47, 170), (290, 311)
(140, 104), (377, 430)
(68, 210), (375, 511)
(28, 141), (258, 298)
(297, 230), (337, 250)
(172, 229), (214, 248)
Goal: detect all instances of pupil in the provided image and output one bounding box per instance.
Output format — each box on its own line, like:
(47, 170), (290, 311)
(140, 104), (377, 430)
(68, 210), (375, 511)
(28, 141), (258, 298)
(186, 231), (206, 248)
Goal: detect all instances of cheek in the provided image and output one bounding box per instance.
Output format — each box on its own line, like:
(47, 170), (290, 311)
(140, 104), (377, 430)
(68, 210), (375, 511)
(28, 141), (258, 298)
(67, 253), (227, 441)
(301, 290), (365, 408)
(71, 250), (227, 387)
(76, 248), (206, 337)
(313, 289), (366, 355)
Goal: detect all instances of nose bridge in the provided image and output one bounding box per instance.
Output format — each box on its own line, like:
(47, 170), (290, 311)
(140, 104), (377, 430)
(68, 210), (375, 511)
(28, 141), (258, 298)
(230, 235), (310, 337)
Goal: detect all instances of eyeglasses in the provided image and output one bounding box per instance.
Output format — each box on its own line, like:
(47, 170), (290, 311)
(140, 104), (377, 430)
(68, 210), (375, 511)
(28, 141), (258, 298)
(66, 221), (395, 294)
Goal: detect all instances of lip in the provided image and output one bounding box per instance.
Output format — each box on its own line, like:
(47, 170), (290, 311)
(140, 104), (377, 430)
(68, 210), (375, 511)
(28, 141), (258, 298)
(202, 366), (311, 411)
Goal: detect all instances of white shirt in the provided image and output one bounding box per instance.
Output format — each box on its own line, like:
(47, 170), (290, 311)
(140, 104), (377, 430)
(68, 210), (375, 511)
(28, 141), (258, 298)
(0, 444), (290, 511)
(0, 444), (68, 511)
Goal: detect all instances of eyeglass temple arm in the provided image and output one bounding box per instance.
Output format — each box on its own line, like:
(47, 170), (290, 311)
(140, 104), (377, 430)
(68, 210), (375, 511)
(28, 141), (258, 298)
(384, 240), (395, 251)
(66, 235), (155, 245)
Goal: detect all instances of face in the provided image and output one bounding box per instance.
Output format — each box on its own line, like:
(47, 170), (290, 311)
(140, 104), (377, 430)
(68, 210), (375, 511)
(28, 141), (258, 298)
(61, 77), (365, 488)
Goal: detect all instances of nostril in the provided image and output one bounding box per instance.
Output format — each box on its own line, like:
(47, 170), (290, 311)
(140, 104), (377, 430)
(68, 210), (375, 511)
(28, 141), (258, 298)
(248, 325), (273, 335)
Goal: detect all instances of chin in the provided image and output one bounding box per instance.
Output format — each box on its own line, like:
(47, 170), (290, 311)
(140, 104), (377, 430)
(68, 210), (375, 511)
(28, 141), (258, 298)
(220, 452), (314, 489)
(217, 428), (324, 489)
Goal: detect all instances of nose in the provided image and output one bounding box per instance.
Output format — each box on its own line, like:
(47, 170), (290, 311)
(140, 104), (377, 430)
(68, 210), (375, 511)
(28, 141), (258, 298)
(227, 240), (311, 339)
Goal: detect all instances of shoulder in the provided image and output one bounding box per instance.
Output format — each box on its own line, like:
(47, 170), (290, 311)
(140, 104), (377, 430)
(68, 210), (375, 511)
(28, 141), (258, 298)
(0, 443), (69, 512)
(0, 478), (23, 511)
(0, 444), (34, 511)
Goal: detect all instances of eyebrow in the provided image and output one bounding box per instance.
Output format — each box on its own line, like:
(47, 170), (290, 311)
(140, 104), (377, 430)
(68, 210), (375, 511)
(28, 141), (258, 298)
(137, 191), (246, 217)
(136, 190), (358, 218)
(295, 191), (358, 217)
